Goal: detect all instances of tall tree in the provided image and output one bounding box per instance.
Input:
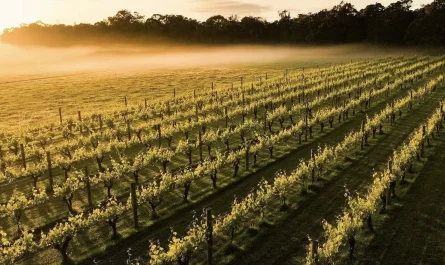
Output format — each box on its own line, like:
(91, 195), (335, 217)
(405, 0), (445, 45)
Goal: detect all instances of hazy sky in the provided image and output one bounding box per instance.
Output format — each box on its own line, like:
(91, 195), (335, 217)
(0, 0), (432, 31)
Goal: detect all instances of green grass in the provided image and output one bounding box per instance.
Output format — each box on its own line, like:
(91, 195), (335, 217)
(1, 57), (390, 221)
(69, 66), (445, 265)
(0, 51), (440, 265)
(207, 76), (445, 265)
(348, 121), (445, 265)
(0, 44), (421, 131)
(0, 60), (325, 131)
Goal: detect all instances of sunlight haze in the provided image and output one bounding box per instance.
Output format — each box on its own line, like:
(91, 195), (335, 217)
(0, 0), (431, 32)
(0, 0), (445, 263)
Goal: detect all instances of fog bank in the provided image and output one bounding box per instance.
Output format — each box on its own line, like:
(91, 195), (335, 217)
(0, 43), (426, 80)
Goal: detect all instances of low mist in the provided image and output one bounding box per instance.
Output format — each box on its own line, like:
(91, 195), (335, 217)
(0, 43), (432, 129)
(0, 43), (427, 81)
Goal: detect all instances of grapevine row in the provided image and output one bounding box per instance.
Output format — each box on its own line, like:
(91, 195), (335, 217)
(0, 57), (413, 169)
(0, 57), (424, 187)
(0, 58), (433, 222)
(1, 60), (442, 264)
(305, 100), (445, 265)
(143, 71), (445, 265)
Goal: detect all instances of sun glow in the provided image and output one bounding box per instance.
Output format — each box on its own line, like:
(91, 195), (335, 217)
(0, 0), (45, 32)
(0, 0), (432, 34)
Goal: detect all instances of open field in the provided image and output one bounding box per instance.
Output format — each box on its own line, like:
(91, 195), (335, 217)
(1, 44), (445, 265)
(352, 127), (445, 265)
(0, 44), (426, 130)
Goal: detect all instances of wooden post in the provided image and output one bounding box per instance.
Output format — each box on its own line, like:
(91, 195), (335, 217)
(145, 98), (148, 109)
(78, 111), (82, 133)
(59, 107), (63, 124)
(211, 82), (214, 91)
(245, 146), (249, 171)
(85, 167), (93, 212)
(206, 208), (213, 265)
(99, 114), (103, 133)
(386, 187), (391, 206)
(20, 144), (26, 169)
(265, 73), (268, 80)
(157, 125), (162, 148)
(124, 96), (127, 107)
(311, 240), (319, 263)
(193, 89), (196, 99)
(173, 87), (176, 98)
(47, 151), (54, 192)
(127, 121), (131, 140)
(305, 109), (308, 142)
(421, 125), (426, 157)
(264, 109), (267, 133)
(199, 131), (203, 162)
(225, 107), (228, 128)
(311, 149), (316, 182)
(131, 183), (139, 228)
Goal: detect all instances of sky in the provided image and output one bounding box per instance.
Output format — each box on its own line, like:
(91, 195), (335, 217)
(0, 0), (432, 32)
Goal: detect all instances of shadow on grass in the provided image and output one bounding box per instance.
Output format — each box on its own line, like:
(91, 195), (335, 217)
(224, 243), (242, 255)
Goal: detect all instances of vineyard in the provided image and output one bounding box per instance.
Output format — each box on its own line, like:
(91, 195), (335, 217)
(1, 55), (445, 265)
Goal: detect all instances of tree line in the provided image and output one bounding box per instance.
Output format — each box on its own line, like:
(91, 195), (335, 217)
(1, 0), (444, 46)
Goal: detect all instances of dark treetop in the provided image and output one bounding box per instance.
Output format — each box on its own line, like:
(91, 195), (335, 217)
(1, 0), (445, 46)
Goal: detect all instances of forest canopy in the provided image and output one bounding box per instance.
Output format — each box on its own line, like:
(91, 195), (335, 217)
(1, 0), (445, 46)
